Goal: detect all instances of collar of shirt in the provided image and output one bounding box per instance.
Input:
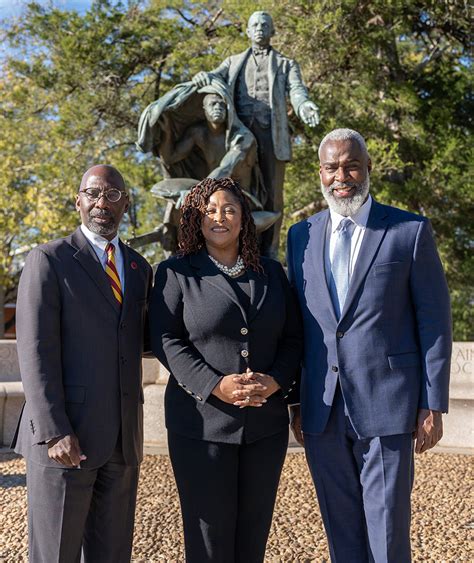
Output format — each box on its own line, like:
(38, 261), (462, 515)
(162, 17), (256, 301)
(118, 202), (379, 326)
(80, 223), (120, 257)
(80, 224), (126, 292)
(329, 194), (373, 233)
(252, 46), (271, 57)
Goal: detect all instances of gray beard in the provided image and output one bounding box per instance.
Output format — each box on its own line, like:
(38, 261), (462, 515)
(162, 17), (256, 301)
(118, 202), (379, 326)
(320, 177), (370, 216)
(86, 216), (116, 237)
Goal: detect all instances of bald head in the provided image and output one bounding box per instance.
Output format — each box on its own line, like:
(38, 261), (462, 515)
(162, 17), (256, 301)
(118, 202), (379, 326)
(76, 164), (129, 240)
(79, 164), (125, 193)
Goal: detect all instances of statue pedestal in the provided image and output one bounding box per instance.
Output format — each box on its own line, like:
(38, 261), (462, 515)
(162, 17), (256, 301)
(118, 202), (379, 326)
(142, 358), (169, 450)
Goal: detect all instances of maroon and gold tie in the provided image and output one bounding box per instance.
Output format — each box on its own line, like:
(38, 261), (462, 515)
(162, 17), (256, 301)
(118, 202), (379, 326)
(105, 243), (123, 306)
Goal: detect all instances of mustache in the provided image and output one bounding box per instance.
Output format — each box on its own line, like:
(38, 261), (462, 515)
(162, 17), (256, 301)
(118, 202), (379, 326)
(329, 181), (358, 192)
(90, 210), (112, 219)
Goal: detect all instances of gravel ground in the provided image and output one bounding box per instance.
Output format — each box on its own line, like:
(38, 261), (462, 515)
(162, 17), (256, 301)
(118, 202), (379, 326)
(0, 451), (471, 562)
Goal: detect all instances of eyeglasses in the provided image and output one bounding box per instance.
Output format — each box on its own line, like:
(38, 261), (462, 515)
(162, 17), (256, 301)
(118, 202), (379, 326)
(79, 188), (127, 203)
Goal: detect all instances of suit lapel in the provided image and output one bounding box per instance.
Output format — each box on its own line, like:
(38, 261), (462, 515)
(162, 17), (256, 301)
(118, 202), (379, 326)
(230, 48), (251, 90)
(304, 211), (338, 323)
(247, 266), (268, 323)
(120, 241), (133, 318)
(269, 49), (283, 109)
(340, 201), (389, 321)
(189, 250), (248, 321)
(70, 228), (121, 314)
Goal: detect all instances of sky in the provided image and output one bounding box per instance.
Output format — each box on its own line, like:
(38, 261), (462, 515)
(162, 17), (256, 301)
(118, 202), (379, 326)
(0, 0), (94, 19)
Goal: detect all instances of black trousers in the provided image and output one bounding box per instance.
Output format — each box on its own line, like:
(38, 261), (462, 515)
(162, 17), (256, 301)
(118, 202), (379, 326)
(168, 428), (289, 563)
(26, 436), (139, 563)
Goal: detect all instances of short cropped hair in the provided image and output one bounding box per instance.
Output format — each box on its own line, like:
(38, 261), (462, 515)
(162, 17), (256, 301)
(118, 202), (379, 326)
(318, 128), (368, 160)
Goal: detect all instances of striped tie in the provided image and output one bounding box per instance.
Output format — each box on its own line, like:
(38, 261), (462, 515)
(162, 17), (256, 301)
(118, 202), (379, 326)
(105, 243), (123, 306)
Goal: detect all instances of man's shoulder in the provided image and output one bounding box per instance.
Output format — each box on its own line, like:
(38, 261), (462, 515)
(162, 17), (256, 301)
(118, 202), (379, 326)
(27, 233), (75, 258)
(289, 209), (328, 233)
(271, 48), (294, 63)
(375, 201), (429, 226)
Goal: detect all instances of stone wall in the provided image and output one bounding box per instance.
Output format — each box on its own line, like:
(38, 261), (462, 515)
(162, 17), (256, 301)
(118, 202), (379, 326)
(1, 340), (472, 451)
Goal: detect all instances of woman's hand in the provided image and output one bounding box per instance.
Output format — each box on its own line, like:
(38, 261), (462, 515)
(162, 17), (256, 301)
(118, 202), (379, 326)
(232, 369), (281, 407)
(212, 373), (268, 406)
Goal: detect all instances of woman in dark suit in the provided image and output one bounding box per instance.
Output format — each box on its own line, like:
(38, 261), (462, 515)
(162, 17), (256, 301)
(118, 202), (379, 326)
(149, 177), (302, 563)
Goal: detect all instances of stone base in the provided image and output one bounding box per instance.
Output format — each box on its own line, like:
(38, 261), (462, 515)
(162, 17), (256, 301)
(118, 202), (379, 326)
(143, 384), (167, 449)
(0, 382), (23, 446)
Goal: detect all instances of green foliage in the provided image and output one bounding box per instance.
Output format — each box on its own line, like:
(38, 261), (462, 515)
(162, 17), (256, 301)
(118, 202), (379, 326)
(0, 0), (472, 339)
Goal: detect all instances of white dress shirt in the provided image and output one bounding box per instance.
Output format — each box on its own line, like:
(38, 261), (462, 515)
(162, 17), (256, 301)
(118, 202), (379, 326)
(80, 224), (125, 292)
(325, 195), (373, 286)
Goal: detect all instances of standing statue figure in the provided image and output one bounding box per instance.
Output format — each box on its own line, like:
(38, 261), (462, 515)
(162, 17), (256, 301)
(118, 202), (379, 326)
(193, 10), (319, 258)
(136, 77), (277, 253)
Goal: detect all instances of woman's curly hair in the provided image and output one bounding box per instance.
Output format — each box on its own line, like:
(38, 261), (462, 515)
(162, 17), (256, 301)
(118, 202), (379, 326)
(178, 177), (263, 273)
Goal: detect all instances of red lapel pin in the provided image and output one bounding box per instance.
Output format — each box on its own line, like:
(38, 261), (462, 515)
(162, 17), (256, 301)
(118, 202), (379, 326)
(131, 261), (138, 270)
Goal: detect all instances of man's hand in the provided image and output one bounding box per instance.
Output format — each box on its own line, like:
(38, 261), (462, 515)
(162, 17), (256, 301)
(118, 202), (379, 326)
(290, 405), (304, 446)
(212, 373), (267, 407)
(414, 409), (443, 454)
(47, 434), (87, 467)
(232, 369), (280, 407)
(299, 101), (319, 127)
(192, 71), (211, 88)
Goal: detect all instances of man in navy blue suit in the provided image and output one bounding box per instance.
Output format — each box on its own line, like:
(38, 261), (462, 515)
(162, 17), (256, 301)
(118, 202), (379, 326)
(287, 128), (452, 562)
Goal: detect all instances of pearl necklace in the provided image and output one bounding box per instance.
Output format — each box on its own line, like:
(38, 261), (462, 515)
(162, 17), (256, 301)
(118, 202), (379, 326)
(208, 254), (245, 277)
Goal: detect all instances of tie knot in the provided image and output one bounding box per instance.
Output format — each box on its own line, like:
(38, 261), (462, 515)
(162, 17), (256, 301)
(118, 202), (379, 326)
(106, 242), (115, 255)
(339, 218), (354, 234)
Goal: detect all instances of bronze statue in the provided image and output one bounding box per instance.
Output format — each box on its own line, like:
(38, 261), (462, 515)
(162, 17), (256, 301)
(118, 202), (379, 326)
(136, 77), (278, 253)
(193, 10), (319, 258)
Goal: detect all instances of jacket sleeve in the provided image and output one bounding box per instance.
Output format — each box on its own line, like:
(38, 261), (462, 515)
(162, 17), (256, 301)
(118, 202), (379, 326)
(149, 261), (223, 402)
(266, 262), (303, 402)
(16, 248), (74, 444)
(410, 219), (452, 412)
(286, 58), (311, 117)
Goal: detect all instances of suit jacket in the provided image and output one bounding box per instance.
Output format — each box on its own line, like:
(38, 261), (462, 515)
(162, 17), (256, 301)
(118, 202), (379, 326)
(287, 200), (452, 438)
(211, 47), (311, 162)
(149, 250), (302, 444)
(13, 227), (153, 468)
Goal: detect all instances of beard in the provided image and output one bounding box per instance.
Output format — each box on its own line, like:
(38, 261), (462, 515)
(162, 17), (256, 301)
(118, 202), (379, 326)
(86, 210), (117, 237)
(320, 176), (370, 217)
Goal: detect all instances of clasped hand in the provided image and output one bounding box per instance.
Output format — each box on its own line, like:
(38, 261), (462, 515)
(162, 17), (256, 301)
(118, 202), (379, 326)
(47, 434), (87, 468)
(212, 368), (280, 408)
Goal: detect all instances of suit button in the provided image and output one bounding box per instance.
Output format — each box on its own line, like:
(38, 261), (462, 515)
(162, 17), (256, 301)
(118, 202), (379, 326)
(332, 366), (339, 372)
(120, 322), (126, 329)
(336, 331), (344, 339)
(240, 327), (248, 335)
(120, 357), (127, 364)
(241, 350), (249, 358)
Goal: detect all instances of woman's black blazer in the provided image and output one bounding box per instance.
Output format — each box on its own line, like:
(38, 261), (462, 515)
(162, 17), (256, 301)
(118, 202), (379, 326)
(149, 249), (303, 444)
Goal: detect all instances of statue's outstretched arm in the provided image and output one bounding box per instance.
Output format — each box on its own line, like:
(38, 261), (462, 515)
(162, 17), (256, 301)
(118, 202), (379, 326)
(287, 59), (320, 127)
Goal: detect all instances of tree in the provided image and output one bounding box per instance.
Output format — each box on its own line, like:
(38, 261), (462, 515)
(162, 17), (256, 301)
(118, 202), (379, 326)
(0, 0), (471, 339)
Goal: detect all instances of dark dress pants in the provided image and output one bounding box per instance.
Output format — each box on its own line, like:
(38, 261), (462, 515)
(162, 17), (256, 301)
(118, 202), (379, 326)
(168, 428), (289, 563)
(304, 386), (414, 563)
(26, 437), (139, 563)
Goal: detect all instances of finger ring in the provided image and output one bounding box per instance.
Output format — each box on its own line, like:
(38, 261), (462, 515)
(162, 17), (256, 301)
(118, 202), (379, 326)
(245, 396), (251, 403)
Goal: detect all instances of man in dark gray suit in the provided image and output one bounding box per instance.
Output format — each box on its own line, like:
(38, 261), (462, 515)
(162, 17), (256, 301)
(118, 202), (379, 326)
(13, 165), (153, 562)
(193, 11), (319, 258)
(287, 129), (452, 562)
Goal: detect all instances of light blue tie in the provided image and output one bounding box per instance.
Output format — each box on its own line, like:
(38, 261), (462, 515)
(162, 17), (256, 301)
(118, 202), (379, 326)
(329, 218), (355, 319)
